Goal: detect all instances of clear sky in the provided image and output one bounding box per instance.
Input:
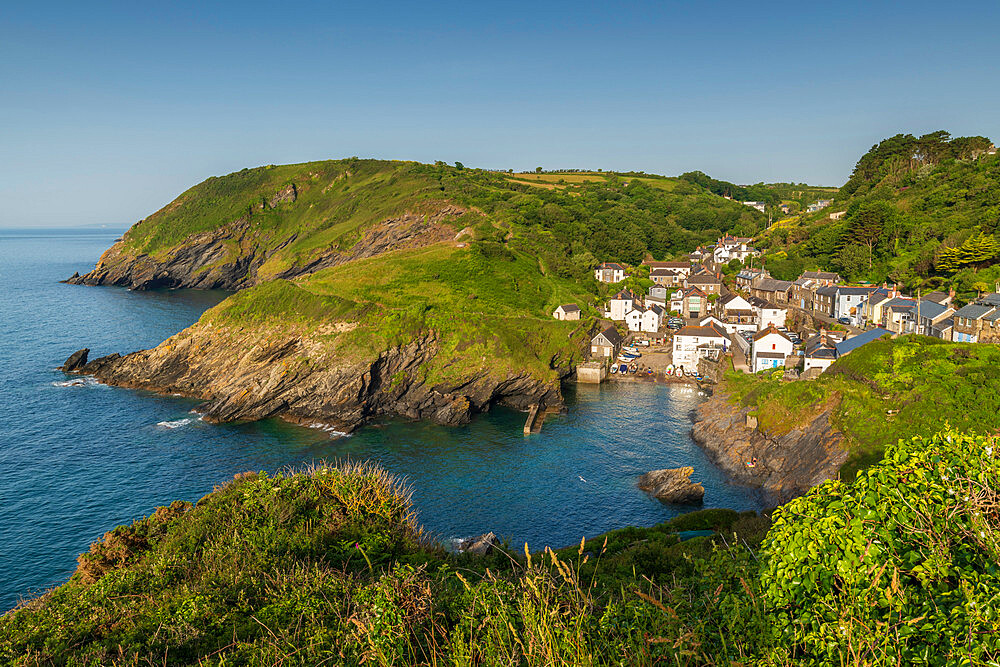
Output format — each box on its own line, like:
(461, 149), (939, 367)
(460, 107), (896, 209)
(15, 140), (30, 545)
(2, 1), (998, 227)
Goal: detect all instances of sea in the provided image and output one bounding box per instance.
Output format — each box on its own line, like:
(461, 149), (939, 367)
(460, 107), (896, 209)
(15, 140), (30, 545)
(0, 227), (765, 611)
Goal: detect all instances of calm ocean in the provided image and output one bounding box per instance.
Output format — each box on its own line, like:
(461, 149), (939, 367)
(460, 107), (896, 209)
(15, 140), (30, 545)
(0, 228), (764, 611)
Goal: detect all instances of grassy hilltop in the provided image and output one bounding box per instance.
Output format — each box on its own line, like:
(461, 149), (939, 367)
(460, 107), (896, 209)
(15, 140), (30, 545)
(117, 159), (763, 280)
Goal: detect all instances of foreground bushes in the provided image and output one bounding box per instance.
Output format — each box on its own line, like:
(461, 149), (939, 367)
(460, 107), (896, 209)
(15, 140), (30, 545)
(762, 427), (1000, 665)
(4, 428), (1000, 665)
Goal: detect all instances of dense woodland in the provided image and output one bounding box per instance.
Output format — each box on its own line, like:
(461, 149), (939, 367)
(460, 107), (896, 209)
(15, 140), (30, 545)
(758, 131), (1000, 298)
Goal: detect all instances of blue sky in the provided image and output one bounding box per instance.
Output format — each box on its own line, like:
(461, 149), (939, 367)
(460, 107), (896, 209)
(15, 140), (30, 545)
(2, 1), (998, 227)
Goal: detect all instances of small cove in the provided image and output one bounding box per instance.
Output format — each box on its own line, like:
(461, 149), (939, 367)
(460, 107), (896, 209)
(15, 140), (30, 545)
(0, 228), (766, 611)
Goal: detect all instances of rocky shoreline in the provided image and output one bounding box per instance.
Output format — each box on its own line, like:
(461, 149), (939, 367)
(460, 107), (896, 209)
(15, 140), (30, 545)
(61, 326), (568, 432)
(690, 391), (847, 505)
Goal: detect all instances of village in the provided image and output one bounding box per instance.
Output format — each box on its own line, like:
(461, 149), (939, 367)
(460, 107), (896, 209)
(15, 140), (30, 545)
(555, 233), (1000, 386)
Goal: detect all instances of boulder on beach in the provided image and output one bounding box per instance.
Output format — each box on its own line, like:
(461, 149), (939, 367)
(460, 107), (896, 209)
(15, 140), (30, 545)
(62, 348), (90, 372)
(638, 466), (705, 504)
(459, 531), (499, 556)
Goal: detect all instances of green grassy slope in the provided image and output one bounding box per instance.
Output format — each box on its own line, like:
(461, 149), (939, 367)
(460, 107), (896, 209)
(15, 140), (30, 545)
(724, 336), (1000, 477)
(202, 242), (594, 384)
(116, 159), (765, 280)
(756, 132), (999, 296)
(7, 427), (997, 665)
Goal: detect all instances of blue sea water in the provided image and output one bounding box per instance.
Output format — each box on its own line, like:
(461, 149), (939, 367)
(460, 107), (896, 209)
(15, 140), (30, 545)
(0, 228), (765, 611)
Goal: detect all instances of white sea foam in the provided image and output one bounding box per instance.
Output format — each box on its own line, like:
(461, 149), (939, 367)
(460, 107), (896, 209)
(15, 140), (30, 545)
(307, 422), (352, 438)
(157, 418), (192, 429)
(52, 377), (100, 388)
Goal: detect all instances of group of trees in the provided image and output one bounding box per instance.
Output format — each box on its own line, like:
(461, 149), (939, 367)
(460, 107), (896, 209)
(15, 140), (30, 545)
(679, 170), (780, 205)
(418, 163), (765, 284)
(757, 131), (1000, 297)
(841, 131), (993, 197)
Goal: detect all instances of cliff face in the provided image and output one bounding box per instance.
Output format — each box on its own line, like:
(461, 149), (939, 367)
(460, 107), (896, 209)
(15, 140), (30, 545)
(691, 393), (847, 504)
(65, 201), (468, 291)
(66, 323), (568, 431)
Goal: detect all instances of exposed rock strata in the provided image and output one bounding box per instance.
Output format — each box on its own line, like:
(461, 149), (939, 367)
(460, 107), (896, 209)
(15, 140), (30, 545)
(638, 467), (705, 504)
(691, 392), (847, 504)
(64, 325), (567, 430)
(458, 532), (499, 556)
(65, 200), (468, 291)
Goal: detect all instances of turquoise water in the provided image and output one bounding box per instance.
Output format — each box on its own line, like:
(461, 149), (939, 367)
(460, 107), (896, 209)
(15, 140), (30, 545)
(0, 228), (764, 611)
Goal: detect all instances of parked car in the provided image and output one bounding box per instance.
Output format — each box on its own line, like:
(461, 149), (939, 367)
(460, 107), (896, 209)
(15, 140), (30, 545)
(837, 316), (851, 325)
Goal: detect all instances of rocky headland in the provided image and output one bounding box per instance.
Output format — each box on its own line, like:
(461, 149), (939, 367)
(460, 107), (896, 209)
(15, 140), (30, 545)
(691, 391), (847, 504)
(62, 323), (570, 431)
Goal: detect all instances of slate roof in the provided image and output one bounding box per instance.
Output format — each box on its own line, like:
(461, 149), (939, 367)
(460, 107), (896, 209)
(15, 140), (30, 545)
(835, 328), (893, 356)
(674, 324), (730, 340)
(598, 262), (626, 270)
(593, 325), (623, 346)
(953, 303), (996, 320)
(753, 325), (791, 343)
(913, 301), (950, 320)
(815, 285), (839, 298)
(923, 291), (952, 304)
(558, 303), (580, 312)
(801, 271), (841, 282)
(747, 295), (782, 310)
(649, 268), (680, 277)
(687, 273), (722, 284)
(838, 286), (877, 296)
(612, 289), (636, 300)
(756, 278), (793, 292)
(979, 293), (1000, 307)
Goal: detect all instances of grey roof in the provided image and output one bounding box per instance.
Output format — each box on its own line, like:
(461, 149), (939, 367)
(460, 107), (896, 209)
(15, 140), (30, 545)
(979, 293), (1000, 307)
(687, 273), (721, 284)
(923, 291), (951, 304)
(801, 271), (841, 281)
(807, 347), (838, 359)
(747, 295), (781, 309)
(599, 262), (626, 270)
(953, 304), (994, 320)
(914, 301), (949, 320)
(648, 304), (665, 315)
(558, 303), (580, 312)
(593, 325), (623, 346)
(835, 328), (893, 356)
(815, 285), (839, 297)
(612, 289), (636, 300)
(649, 268), (680, 277)
(756, 278), (793, 292)
(838, 286), (877, 296)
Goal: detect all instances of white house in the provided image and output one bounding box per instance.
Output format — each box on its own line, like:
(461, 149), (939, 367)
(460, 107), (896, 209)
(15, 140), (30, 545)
(608, 289), (636, 321)
(672, 323), (730, 372)
(594, 262), (627, 283)
(712, 235), (760, 264)
(641, 304), (665, 333)
(802, 330), (843, 373)
(624, 308), (644, 332)
(751, 326), (793, 373)
(552, 303), (581, 321)
(748, 296), (787, 330)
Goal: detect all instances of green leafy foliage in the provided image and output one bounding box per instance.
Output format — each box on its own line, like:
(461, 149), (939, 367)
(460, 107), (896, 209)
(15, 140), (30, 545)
(762, 427), (1000, 664)
(725, 336), (1000, 475)
(757, 131), (1000, 294)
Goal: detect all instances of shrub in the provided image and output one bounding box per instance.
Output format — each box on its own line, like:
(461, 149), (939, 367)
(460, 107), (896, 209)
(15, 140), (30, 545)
(761, 427), (1000, 664)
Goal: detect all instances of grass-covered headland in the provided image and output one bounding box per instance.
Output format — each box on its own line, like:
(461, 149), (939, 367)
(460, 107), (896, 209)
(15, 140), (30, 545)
(4, 428), (999, 665)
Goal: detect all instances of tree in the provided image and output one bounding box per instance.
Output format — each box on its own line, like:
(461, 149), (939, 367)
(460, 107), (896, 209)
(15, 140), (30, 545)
(454, 162), (464, 170)
(843, 201), (898, 269)
(835, 244), (870, 280)
(535, 167), (543, 173)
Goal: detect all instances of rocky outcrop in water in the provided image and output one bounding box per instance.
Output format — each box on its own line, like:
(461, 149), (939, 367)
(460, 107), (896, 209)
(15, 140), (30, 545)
(61, 348), (89, 372)
(63, 325), (567, 430)
(691, 393), (847, 504)
(64, 198), (468, 291)
(638, 467), (705, 503)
